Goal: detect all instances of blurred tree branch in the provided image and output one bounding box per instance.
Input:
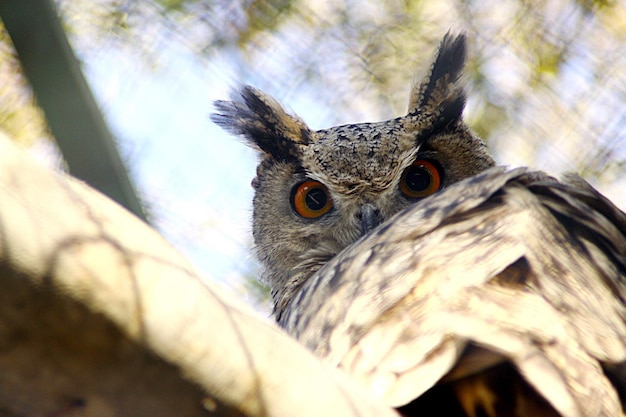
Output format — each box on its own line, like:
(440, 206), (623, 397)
(0, 0), (146, 221)
(0, 135), (400, 417)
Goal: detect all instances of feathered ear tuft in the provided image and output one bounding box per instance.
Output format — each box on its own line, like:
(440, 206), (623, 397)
(211, 86), (311, 162)
(407, 32), (467, 125)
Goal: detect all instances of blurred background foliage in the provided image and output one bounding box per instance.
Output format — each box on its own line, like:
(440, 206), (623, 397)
(0, 24), (51, 146)
(1, 0), (625, 310)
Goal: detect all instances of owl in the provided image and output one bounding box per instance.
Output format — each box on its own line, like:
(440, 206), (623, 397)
(212, 33), (495, 318)
(213, 33), (626, 417)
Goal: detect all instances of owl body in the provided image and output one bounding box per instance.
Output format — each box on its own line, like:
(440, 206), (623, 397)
(213, 34), (494, 316)
(212, 33), (626, 417)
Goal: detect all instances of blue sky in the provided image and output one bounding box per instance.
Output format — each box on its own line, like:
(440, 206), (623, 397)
(80, 36), (267, 302)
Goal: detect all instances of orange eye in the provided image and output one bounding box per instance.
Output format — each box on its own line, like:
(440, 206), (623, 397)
(399, 159), (442, 198)
(292, 180), (333, 219)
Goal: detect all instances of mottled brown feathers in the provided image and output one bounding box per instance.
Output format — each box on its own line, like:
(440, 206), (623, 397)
(408, 31), (467, 126)
(212, 85), (310, 163)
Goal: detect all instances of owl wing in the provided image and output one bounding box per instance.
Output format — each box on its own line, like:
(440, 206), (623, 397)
(280, 167), (626, 417)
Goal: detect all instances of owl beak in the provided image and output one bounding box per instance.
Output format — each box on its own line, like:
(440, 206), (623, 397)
(357, 204), (383, 236)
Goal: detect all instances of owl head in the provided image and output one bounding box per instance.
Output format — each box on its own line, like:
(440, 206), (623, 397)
(212, 33), (495, 318)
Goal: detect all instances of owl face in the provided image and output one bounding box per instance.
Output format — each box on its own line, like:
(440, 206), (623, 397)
(212, 33), (495, 317)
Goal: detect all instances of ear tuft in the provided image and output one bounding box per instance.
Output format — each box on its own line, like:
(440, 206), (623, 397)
(212, 86), (311, 162)
(407, 32), (468, 124)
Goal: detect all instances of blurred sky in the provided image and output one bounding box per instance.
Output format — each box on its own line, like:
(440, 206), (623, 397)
(85, 44), (264, 295)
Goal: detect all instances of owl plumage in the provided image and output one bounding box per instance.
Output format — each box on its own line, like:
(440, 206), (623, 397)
(213, 33), (626, 417)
